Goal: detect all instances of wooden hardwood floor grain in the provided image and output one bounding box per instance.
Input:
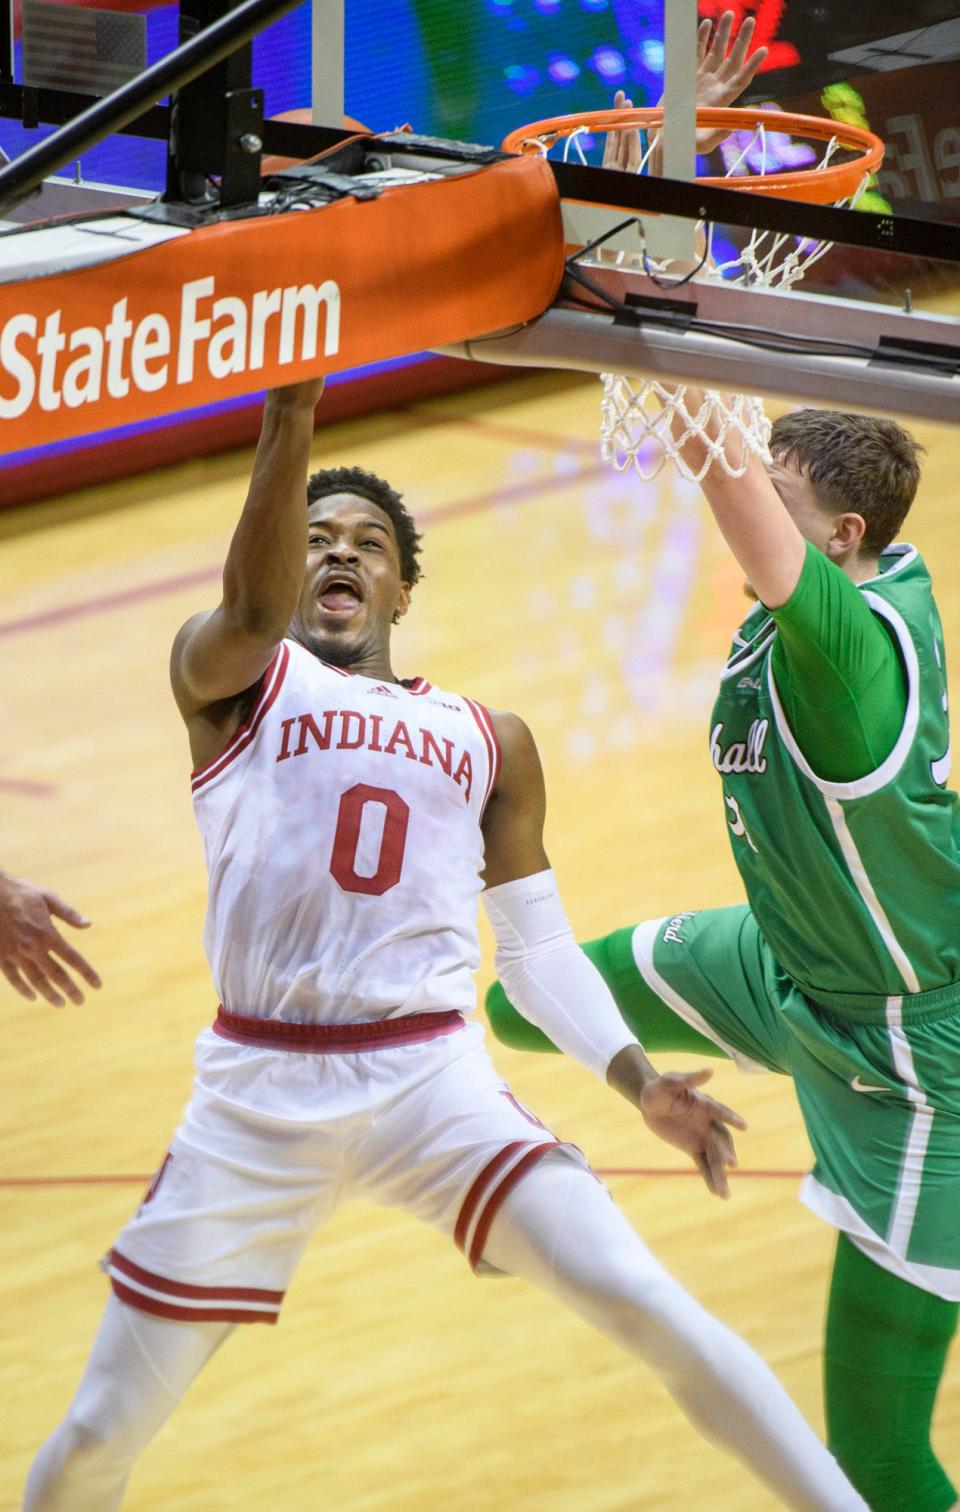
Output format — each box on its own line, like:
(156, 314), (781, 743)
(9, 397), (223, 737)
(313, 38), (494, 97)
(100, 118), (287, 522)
(2, 372), (956, 1510)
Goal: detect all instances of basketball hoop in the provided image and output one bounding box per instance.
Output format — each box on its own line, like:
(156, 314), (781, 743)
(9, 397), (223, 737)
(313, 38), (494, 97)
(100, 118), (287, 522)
(502, 106), (885, 482)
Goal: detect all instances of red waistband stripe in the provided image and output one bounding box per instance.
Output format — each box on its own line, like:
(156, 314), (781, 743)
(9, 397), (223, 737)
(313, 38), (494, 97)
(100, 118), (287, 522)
(212, 1006), (465, 1053)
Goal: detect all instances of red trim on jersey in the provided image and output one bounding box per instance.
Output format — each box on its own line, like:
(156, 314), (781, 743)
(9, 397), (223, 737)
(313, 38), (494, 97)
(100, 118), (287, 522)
(404, 677), (432, 696)
(467, 1142), (557, 1271)
(463, 698), (501, 815)
(190, 642), (290, 792)
(321, 661), (353, 677)
(109, 1249), (284, 1303)
(141, 1152), (172, 1206)
(212, 1006), (465, 1053)
(110, 1278), (279, 1325)
(454, 1140), (530, 1252)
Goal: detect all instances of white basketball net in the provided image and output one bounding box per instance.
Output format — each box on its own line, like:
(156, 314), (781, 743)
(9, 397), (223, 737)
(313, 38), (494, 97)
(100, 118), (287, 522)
(545, 119), (871, 481)
(601, 383), (770, 484)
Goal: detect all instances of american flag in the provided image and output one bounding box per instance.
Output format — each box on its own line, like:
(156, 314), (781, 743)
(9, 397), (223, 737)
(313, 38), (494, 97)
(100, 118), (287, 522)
(22, 0), (146, 96)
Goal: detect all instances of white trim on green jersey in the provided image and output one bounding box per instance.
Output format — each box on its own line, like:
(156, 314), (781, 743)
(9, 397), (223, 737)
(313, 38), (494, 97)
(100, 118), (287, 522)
(823, 806), (922, 994)
(766, 594), (921, 803)
(884, 995), (935, 1254)
(800, 1178), (960, 1302)
(764, 586), (926, 997)
(719, 607), (776, 682)
(631, 918), (769, 1075)
(858, 542), (918, 585)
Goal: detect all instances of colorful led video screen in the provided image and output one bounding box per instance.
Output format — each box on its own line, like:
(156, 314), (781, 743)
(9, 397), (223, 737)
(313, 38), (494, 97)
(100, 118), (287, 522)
(3, 0), (957, 201)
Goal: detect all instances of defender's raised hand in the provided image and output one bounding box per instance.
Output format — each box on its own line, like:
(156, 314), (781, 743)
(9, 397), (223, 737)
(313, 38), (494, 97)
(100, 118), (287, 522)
(694, 10), (768, 152)
(602, 10), (768, 173)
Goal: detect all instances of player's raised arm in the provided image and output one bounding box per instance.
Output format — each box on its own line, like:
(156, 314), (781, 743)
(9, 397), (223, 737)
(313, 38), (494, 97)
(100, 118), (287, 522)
(171, 378), (325, 717)
(481, 711), (744, 1196)
(599, 13), (800, 604)
(677, 416), (810, 607)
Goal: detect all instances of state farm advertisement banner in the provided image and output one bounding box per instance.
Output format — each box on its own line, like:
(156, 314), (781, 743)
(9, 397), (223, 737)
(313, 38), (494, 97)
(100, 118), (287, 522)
(0, 153), (563, 453)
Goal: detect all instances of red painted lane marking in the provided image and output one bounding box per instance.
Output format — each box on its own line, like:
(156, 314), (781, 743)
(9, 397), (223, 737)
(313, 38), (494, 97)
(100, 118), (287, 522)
(0, 778), (57, 797)
(596, 1167), (807, 1180)
(0, 1175), (153, 1187)
(0, 1168), (803, 1189)
(0, 462), (610, 642)
(0, 566), (221, 640)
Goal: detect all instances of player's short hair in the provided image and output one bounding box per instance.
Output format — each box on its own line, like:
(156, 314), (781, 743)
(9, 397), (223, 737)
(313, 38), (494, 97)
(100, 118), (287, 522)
(769, 410), (924, 556)
(306, 465), (423, 587)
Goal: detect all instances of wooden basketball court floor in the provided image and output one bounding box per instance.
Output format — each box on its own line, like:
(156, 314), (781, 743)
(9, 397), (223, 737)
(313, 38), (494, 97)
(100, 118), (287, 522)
(1, 369), (957, 1510)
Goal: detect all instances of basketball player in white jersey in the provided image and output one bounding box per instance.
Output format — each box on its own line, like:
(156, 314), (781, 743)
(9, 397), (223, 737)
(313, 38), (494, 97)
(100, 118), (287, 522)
(25, 379), (868, 1512)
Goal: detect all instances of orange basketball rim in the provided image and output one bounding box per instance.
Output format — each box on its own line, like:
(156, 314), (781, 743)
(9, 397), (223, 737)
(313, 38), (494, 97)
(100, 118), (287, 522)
(502, 106), (884, 206)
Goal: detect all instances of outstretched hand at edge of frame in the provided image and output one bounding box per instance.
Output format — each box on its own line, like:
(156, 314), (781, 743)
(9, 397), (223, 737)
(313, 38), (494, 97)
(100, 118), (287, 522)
(0, 872), (102, 1007)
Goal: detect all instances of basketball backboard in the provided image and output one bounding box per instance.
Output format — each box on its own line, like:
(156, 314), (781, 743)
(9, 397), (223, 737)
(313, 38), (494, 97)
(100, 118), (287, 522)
(440, 1), (959, 446)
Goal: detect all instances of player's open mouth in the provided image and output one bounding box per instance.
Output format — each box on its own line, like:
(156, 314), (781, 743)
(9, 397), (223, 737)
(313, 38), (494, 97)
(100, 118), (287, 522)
(318, 576), (364, 614)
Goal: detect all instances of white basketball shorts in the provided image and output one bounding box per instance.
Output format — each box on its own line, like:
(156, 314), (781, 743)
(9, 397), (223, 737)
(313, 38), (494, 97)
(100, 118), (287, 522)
(106, 1008), (587, 1324)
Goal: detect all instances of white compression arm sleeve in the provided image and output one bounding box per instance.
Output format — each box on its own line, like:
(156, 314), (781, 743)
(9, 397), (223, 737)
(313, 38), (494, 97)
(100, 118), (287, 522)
(482, 869), (639, 1080)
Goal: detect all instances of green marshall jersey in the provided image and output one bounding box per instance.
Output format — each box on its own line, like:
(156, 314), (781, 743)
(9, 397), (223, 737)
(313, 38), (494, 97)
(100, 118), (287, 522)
(711, 542), (960, 1020)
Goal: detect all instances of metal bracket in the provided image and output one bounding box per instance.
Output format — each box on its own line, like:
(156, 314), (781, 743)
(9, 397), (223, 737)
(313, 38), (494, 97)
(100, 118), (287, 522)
(221, 86), (263, 206)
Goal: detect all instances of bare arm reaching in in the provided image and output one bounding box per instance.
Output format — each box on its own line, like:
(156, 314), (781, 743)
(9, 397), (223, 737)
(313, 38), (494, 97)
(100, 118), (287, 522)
(0, 871), (101, 1006)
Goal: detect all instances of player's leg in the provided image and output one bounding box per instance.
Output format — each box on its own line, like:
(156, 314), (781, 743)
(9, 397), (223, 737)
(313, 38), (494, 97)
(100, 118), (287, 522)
(486, 923), (725, 1054)
(26, 1028), (343, 1509)
(483, 1153), (867, 1512)
(486, 907), (792, 1077)
(824, 1233), (959, 1512)
(23, 1296), (232, 1511)
(784, 999), (960, 1511)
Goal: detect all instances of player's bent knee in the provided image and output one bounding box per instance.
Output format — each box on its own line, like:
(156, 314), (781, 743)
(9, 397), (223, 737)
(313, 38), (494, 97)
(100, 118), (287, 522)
(53, 1413), (138, 1476)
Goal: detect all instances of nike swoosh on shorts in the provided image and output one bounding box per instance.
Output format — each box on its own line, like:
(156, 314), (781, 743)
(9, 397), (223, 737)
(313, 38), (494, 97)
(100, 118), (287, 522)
(850, 1075), (890, 1094)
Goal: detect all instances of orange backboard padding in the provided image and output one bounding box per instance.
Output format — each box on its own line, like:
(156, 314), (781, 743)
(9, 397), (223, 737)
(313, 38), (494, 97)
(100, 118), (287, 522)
(0, 153), (563, 453)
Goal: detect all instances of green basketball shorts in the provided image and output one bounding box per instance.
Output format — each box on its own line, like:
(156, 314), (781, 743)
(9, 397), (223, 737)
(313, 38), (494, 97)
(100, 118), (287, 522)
(630, 906), (960, 1301)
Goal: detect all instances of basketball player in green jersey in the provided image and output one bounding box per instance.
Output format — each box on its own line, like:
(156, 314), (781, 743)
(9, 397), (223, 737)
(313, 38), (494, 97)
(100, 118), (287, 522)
(489, 17), (958, 1507)
(487, 396), (960, 1512)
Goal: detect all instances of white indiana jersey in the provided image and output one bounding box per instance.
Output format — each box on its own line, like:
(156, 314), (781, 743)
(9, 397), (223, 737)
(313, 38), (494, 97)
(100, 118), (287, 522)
(190, 638), (501, 1025)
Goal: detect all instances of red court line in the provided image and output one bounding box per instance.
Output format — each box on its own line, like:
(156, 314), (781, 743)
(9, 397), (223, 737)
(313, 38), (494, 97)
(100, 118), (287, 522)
(0, 778), (57, 797)
(0, 462), (609, 642)
(0, 566), (221, 641)
(0, 1168), (803, 1189)
(0, 1175), (153, 1187)
(596, 1167), (806, 1180)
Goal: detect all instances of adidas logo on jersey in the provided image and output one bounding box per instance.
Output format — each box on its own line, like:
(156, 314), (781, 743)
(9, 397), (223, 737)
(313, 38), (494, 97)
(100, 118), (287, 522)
(366, 684), (397, 697)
